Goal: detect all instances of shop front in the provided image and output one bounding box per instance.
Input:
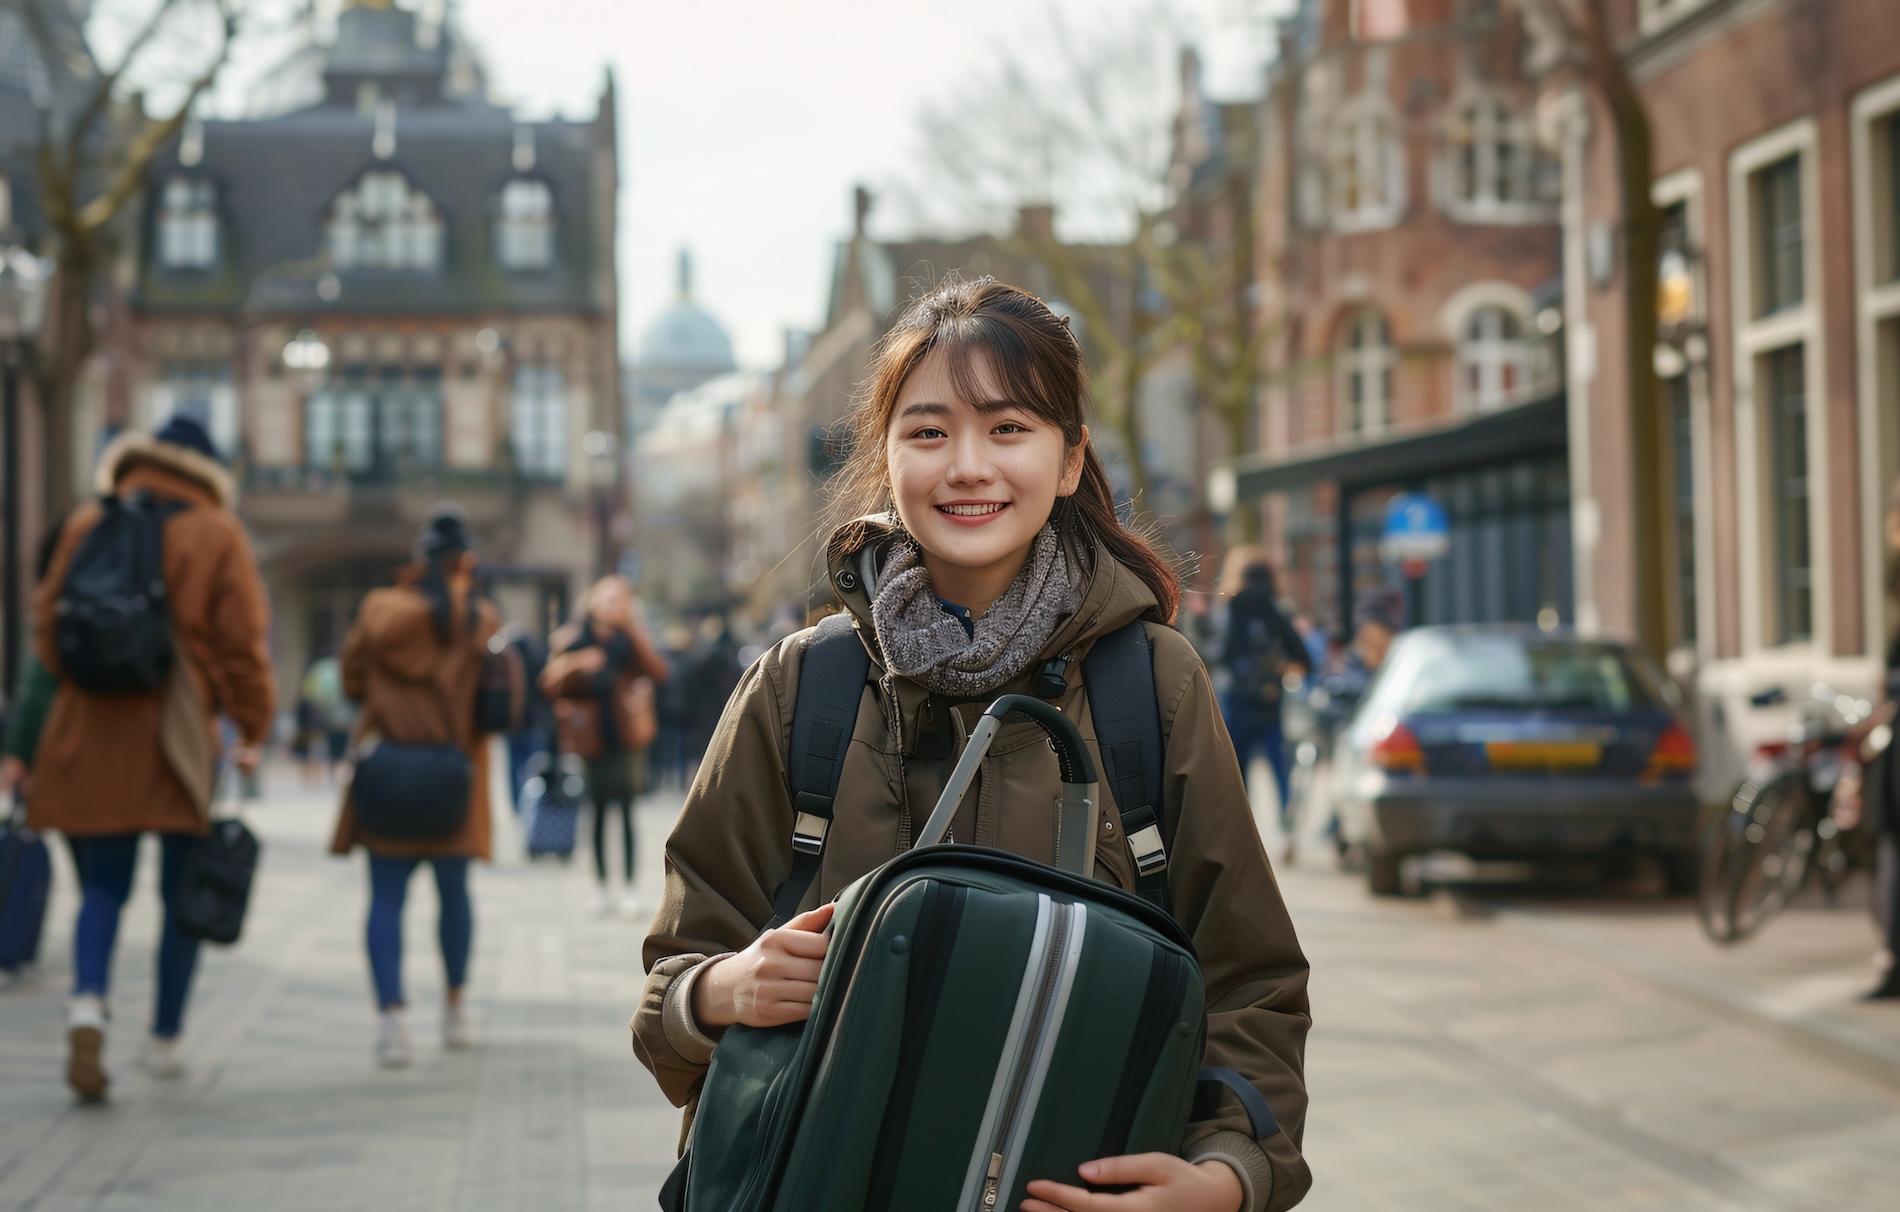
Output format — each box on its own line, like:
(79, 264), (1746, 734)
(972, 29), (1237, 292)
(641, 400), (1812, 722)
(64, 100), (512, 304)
(1238, 393), (1572, 637)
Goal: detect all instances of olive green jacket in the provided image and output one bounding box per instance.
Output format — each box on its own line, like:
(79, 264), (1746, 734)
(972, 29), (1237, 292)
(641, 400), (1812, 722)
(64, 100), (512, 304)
(633, 520), (1312, 1211)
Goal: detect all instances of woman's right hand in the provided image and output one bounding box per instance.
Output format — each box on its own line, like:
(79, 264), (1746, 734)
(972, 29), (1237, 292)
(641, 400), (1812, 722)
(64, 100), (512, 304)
(692, 902), (835, 1029)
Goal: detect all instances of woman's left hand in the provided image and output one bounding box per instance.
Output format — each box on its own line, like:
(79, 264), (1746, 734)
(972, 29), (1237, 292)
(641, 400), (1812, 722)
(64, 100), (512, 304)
(1022, 1154), (1242, 1212)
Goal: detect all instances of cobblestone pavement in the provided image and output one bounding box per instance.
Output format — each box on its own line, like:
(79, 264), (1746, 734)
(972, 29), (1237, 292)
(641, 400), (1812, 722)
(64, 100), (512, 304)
(1, 760), (1896, 1210)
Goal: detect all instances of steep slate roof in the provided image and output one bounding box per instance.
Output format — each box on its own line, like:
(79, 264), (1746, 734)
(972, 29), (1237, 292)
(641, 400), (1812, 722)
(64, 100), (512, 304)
(134, 8), (610, 317)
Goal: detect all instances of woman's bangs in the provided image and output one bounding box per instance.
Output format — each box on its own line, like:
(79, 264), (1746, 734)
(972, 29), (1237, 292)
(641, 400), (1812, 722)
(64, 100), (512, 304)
(935, 316), (1074, 434)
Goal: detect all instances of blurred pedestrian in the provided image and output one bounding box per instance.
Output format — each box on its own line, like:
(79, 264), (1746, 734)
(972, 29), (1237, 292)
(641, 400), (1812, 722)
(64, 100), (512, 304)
(653, 623), (696, 790)
(330, 506), (499, 1068)
(303, 648), (354, 783)
(1218, 547), (1310, 827)
(495, 622), (552, 806)
(28, 416), (274, 1101)
(0, 528), (70, 799)
(1866, 480), (1900, 1001)
(683, 613), (742, 775)
(541, 577), (668, 914)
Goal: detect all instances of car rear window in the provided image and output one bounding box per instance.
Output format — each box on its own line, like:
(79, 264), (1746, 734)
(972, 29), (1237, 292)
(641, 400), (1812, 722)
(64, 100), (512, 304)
(1374, 632), (1664, 714)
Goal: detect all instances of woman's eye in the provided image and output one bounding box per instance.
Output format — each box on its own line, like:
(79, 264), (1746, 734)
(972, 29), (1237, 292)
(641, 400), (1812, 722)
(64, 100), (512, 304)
(912, 426), (946, 440)
(993, 422), (1026, 435)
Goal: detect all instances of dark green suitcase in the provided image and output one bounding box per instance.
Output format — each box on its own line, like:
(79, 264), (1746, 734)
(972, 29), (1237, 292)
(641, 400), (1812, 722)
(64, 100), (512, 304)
(673, 695), (1223, 1211)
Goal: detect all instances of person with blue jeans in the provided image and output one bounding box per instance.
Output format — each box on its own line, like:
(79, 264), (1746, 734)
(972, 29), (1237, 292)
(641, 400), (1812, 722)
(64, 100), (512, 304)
(1218, 553), (1310, 831)
(25, 416), (275, 1101)
(330, 507), (499, 1068)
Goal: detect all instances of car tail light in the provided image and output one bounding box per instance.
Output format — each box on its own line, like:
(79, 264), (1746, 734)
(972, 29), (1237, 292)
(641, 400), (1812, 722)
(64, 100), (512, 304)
(1644, 722), (1697, 779)
(1369, 715), (1426, 774)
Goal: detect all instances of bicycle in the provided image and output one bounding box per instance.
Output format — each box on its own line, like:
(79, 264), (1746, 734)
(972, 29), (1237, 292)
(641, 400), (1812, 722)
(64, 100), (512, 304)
(1696, 683), (1885, 945)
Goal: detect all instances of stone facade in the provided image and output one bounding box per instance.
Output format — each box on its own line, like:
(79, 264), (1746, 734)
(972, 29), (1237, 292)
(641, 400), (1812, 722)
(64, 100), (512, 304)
(126, 1), (620, 707)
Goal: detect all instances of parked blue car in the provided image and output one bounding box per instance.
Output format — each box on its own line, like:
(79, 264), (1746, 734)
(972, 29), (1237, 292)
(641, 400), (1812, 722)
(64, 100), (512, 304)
(1329, 626), (1700, 896)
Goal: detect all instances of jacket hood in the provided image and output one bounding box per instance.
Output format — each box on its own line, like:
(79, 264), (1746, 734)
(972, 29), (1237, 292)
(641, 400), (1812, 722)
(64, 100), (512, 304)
(94, 431), (235, 508)
(824, 513), (1161, 674)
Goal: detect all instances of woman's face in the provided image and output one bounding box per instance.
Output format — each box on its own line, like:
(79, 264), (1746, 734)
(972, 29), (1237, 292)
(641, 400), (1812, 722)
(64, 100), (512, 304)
(590, 579), (629, 625)
(885, 347), (1085, 603)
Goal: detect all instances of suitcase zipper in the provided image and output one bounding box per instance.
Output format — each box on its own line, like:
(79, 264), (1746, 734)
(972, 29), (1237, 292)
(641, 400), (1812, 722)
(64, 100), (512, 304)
(971, 896), (1086, 1211)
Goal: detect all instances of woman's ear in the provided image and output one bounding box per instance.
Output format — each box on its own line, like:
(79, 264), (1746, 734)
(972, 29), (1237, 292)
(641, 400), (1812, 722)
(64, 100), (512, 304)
(1057, 425), (1090, 497)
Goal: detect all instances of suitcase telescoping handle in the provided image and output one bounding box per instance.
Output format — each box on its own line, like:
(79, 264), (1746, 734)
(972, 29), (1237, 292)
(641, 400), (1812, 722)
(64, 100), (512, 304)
(914, 694), (1100, 876)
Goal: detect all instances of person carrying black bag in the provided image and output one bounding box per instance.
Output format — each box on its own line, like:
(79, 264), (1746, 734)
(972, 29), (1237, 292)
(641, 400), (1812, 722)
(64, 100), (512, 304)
(331, 506), (499, 1066)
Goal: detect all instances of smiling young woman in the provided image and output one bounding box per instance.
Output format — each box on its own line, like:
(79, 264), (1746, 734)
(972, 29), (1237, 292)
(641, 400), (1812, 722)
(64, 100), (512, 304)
(632, 279), (1311, 1212)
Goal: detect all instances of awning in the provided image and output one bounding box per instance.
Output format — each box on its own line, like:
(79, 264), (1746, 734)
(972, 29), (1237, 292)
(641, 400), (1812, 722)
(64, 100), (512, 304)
(1233, 392), (1568, 499)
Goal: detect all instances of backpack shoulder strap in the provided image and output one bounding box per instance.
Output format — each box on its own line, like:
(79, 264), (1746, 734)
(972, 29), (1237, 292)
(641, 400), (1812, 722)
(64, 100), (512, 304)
(767, 612), (871, 927)
(1083, 620), (1171, 913)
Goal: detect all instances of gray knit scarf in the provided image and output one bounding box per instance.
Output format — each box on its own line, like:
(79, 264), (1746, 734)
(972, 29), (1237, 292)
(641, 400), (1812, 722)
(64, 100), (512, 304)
(869, 525), (1080, 697)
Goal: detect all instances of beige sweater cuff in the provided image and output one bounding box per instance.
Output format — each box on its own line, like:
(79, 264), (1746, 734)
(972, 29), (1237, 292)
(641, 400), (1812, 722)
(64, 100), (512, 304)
(659, 954), (732, 1065)
(1186, 1130), (1274, 1212)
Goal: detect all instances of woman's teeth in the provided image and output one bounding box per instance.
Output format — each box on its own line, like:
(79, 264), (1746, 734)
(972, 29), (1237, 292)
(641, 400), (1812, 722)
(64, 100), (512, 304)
(939, 503), (1006, 516)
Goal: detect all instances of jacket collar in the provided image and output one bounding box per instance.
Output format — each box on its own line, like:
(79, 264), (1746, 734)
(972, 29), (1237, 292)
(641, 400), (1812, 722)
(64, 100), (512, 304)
(824, 513), (1163, 751)
(94, 431), (235, 508)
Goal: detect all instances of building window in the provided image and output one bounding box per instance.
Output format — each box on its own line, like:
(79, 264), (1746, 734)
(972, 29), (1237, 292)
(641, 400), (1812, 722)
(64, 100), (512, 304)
(1666, 373), (1697, 645)
(304, 365), (443, 477)
(326, 171), (443, 271)
(157, 178), (219, 270)
(1352, 0), (1409, 40)
(1754, 155), (1803, 317)
(151, 360), (236, 456)
(1444, 97), (1549, 217)
(1458, 306), (1530, 412)
(1336, 309), (1394, 434)
(496, 178), (554, 271)
(1329, 102), (1402, 227)
(511, 365), (567, 479)
(1765, 344), (1811, 643)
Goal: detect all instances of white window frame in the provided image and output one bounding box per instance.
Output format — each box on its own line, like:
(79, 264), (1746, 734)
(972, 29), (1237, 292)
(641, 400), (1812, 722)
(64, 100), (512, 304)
(1439, 92), (1555, 225)
(510, 363), (568, 480)
(1851, 73), (1900, 660)
(1439, 281), (1535, 414)
(1637, 0), (1714, 38)
(1653, 167), (1717, 659)
(1328, 98), (1406, 233)
(157, 177), (219, 270)
(1334, 308), (1395, 437)
(1730, 118), (1829, 656)
(326, 170), (444, 272)
(496, 177), (555, 271)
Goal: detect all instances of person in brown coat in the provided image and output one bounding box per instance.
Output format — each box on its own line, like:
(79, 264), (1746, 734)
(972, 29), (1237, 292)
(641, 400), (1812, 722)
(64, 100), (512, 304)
(541, 576), (669, 913)
(30, 415), (274, 1101)
(329, 506), (498, 1068)
(633, 280), (1311, 1212)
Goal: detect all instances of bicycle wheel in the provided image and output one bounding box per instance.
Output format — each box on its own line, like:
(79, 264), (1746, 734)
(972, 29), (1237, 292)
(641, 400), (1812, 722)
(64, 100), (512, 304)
(1696, 795), (1749, 944)
(1726, 771), (1816, 943)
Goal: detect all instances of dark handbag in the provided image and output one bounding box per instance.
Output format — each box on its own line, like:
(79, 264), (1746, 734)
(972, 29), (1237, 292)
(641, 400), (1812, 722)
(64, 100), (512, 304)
(173, 785), (260, 946)
(352, 741), (471, 839)
(476, 636), (526, 734)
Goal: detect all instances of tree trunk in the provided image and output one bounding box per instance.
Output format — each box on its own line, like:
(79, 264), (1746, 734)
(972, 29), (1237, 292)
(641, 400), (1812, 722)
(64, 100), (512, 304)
(36, 245), (100, 521)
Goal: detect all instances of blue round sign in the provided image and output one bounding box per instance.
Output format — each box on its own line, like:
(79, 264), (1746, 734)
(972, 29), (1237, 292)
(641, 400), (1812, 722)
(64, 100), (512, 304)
(1381, 493), (1449, 560)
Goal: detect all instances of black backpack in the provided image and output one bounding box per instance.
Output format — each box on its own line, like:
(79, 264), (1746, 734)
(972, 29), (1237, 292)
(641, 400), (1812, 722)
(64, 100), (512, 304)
(54, 493), (187, 695)
(766, 613), (1172, 925)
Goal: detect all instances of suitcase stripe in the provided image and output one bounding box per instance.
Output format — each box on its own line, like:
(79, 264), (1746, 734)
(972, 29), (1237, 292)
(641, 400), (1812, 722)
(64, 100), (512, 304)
(960, 895), (1088, 1212)
(1093, 942), (1190, 1165)
(862, 880), (968, 1211)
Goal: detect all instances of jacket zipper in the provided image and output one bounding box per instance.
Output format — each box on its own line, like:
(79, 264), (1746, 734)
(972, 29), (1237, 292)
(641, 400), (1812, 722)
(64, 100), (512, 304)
(975, 898), (1083, 1210)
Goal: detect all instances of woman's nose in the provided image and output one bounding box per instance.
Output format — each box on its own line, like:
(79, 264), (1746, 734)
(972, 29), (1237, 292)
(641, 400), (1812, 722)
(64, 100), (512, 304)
(944, 435), (995, 485)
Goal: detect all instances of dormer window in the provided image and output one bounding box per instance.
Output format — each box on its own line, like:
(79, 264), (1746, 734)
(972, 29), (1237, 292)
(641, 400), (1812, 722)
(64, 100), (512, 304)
(496, 178), (554, 271)
(158, 177), (219, 270)
(1443, 96), (1554, 221)
(327, 170), (443, 271)
(1328, 100), (1405, 231)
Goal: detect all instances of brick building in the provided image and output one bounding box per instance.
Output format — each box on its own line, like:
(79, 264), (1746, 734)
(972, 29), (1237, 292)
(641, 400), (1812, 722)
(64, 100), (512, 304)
(127, 0), (621, 703)
(1538, 0), (1900, 773)
(1241, 0), (1568, 633)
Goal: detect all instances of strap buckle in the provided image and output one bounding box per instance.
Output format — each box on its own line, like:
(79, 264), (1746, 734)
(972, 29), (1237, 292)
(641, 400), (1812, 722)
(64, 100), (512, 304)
(791, 811), (830, 856)
(1122, 804), (1167, 876)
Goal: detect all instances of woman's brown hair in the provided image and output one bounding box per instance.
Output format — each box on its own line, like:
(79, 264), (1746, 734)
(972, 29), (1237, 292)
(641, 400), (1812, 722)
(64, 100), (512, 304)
(829, 276), (1179, 622)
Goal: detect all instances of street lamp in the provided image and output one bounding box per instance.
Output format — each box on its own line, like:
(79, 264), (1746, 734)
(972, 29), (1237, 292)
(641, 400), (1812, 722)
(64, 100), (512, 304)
(0, 243), (50, 702)
(583, 429), (618, 578)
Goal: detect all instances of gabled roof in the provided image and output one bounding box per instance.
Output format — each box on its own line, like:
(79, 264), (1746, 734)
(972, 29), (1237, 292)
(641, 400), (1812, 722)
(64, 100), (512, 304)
(133, 4), (612, 318)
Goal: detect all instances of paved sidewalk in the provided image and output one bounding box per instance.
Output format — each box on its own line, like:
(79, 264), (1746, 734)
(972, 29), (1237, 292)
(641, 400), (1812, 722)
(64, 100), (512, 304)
(0, 760), (685, 1211)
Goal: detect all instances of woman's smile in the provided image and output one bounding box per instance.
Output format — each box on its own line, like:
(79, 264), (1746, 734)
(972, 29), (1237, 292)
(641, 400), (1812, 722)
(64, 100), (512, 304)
(936, 500), (1011, 524)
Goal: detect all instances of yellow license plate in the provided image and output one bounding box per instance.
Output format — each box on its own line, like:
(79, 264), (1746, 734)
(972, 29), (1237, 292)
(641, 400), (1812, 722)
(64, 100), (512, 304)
(1484, 741), (1602, 772)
